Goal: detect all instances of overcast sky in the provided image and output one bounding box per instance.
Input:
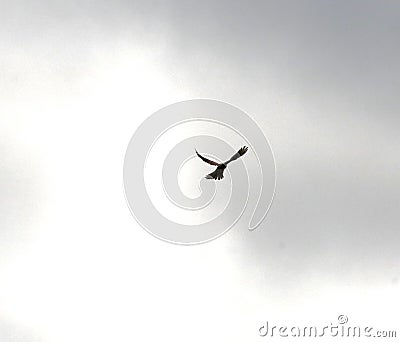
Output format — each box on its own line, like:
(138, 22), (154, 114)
(1, 1), (399, 341)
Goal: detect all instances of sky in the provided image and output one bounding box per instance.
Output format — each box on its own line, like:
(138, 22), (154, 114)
(1, 1), (399, 341)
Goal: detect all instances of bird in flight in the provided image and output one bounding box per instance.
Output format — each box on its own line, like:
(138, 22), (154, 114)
(195, 146), (249, 180)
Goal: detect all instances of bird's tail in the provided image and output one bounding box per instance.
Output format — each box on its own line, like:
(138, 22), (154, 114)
(205, 168), (224, 180)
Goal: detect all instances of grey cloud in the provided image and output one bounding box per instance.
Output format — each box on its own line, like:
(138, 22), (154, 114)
(2, 0), (399, 295)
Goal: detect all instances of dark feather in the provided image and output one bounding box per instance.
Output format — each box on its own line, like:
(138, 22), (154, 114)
(206, 168), (224, 180)
(225, 146), (248, 164)
(195, 149), (220, 166)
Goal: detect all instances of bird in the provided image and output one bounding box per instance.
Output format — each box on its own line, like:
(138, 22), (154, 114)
(195, 146), (249, 180)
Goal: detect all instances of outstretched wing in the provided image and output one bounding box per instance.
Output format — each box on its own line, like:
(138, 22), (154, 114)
(195, 149), (220, 166)
(225, 146), (248, 164)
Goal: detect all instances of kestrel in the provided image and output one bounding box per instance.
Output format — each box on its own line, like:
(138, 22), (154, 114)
(195, 146), (249, 180)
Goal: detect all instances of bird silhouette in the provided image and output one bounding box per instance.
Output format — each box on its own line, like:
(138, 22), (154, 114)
(195, 146), (249, 180)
